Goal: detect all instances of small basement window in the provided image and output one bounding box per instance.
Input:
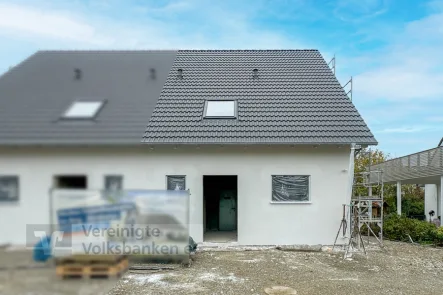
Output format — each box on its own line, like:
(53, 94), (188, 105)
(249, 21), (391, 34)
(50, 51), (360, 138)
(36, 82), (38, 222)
(272, 175), (310, 202)
(204, 100), (236, 118)
(63, 101), (103, 119)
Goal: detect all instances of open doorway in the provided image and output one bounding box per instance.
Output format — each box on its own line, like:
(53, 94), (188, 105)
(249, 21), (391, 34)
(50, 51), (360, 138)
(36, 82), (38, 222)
(203, 175), (237, 242)
(54, 175), (87, 189)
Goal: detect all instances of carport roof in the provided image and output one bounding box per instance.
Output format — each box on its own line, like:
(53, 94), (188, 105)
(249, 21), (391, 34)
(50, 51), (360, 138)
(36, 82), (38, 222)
(370, 146), (443, 184)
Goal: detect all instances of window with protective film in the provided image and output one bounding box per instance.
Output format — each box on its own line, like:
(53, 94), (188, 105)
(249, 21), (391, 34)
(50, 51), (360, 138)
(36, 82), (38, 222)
(167, 176), (186, 191)
(272, 175), (310, 202)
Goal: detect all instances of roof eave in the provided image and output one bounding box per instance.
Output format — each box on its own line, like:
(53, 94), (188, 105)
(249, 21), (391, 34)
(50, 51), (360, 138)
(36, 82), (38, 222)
(140, 139), (378, 146)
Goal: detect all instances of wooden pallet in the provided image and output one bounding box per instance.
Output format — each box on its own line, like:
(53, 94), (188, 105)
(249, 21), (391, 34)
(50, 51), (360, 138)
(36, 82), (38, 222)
(56, 257), (128, 279)
(55, 254), (126, 265)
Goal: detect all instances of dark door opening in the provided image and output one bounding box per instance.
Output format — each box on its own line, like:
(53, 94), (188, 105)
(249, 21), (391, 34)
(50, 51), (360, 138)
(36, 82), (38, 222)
(203, 175), (237, 242)
(54, 175), (87, 189)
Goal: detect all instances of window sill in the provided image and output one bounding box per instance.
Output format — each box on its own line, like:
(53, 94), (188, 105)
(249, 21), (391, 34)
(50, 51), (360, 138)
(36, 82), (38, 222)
(269, 201), (312, 204)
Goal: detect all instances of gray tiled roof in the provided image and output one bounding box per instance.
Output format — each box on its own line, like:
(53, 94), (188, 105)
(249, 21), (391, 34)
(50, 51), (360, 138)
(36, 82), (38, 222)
(142, 50), (377, 145)
(0, 50), (176, 145)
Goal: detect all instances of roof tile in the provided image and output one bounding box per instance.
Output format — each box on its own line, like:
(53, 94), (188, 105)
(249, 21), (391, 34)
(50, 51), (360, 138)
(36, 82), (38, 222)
(143, 50), (377, 145)
(0, 50), (177, 145)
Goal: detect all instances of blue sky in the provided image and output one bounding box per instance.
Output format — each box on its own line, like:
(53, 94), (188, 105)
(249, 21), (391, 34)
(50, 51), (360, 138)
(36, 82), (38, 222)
(0, 0), (442, 157)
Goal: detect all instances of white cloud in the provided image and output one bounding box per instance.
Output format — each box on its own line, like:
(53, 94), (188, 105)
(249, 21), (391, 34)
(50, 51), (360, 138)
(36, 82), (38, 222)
(355, 66), (443, 100)
(427, 0), (443, 12)
(0, 1), (304, 50)
(0, 1), (311, 75)
(378, 127), (421, 133)
(333, 0), (389, 22)
(351, 10), (443, 101)
(377, 125), (440, 134)
(0, 3), (113, 45)
(427, 116), (443, 122)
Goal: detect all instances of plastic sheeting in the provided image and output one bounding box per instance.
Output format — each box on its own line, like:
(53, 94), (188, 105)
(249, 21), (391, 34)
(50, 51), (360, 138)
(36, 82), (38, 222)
(272, 175), (309, 202)
(167, 176), (186, 190)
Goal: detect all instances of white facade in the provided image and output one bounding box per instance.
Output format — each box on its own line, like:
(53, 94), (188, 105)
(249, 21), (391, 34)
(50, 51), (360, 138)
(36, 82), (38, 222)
(425, 184), (438, 220)
(425, 183), (443, 222)
(0, 145), (350, 246)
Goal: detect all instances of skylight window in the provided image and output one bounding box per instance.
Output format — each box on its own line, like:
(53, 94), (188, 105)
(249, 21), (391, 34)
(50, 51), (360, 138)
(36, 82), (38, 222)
(63, 101), (103, 119)
(204, 100), (236, 118)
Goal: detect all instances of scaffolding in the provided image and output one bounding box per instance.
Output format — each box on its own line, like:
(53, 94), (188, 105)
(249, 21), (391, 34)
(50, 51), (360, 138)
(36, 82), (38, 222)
(327, 54), (353, 101)
(343, 77), (353, 101)
(334, 147), (384, 258)
(328, 55), (336, 75)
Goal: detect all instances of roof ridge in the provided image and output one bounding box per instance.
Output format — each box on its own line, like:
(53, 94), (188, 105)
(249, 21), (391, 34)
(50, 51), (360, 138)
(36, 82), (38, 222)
(178, 49), (319, 52)
(37, 50), (179, 53)
(35, 49), (320, 54)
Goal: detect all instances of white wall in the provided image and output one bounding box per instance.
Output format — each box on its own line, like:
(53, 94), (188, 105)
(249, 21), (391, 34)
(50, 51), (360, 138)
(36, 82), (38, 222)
(0, 145), (350, 246)
(425, 184), (438, 221)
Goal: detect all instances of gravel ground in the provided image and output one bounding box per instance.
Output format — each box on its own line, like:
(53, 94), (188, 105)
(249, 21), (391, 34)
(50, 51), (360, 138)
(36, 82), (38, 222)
(1, 240), (443, 295)
(109, 240), (443, 295)
(0, 247), (118, 295)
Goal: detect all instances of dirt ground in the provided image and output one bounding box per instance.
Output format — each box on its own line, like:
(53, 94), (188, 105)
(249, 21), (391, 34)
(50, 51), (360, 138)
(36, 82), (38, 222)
(109, 241), (443, 295)
(0, 246), (117, 295)
(2, 240), (443, 295)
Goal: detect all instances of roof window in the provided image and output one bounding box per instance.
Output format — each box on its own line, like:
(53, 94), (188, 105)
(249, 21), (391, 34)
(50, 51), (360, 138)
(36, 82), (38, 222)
(62, 101), (104, 119)
(204, 100), (236, 118)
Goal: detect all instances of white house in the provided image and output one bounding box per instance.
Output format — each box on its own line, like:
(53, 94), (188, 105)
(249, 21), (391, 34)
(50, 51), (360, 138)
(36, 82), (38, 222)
(0, 50), (377, 246)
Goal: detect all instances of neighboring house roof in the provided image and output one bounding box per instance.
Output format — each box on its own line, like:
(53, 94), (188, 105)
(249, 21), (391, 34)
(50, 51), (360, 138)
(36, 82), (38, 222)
(0, 50), (176, 145)
(142, 50), (377, 145)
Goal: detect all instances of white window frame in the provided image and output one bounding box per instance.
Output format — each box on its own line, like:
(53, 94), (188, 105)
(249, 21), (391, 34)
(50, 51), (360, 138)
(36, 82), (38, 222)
(203, 100), (237, 119)
(0, 176), (19, 202)
(270, 175), (311, 204)
(62, 100), (105, 119)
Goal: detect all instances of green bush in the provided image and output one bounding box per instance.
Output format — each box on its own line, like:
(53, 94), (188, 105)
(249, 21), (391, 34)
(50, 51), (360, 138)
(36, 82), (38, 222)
(383, 214), (438, 243)
(436, 227), (443, 245)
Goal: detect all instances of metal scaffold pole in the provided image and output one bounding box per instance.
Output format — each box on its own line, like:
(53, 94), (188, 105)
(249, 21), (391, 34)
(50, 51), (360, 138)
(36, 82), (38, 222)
(333, 146), (384, 258)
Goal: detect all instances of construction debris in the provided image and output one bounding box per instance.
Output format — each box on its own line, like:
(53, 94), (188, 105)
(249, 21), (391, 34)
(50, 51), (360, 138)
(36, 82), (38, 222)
(129, 264), (178, 271)
(264, 286), (297, 294)
(275, 244), (322, 252)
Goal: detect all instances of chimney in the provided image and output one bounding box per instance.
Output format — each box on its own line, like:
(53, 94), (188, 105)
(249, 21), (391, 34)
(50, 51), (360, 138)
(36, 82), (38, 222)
(252, 68), (258, 79)
(177, 68), (183, 79)
(74, 68), (82, 80)
(150, 68), (156, 80)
